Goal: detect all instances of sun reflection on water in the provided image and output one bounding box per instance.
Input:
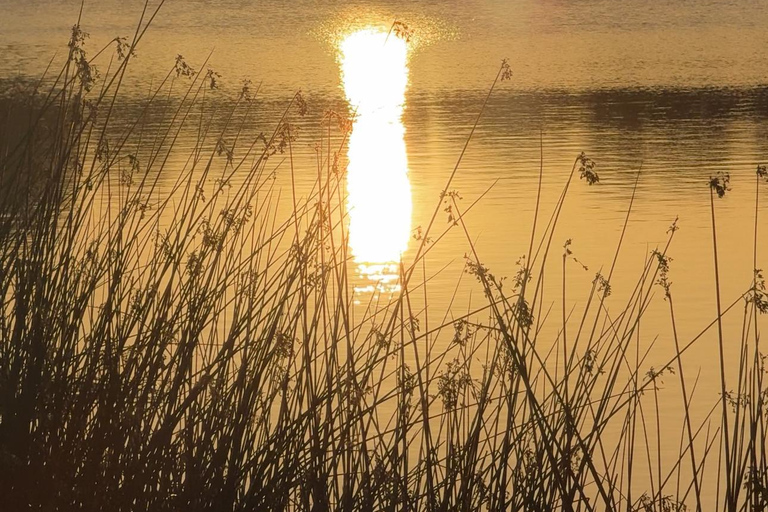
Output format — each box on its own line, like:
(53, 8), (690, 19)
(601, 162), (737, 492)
(340, 28), (412, 294)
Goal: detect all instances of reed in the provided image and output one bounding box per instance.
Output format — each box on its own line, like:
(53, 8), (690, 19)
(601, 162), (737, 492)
(0, 5), (766, 511)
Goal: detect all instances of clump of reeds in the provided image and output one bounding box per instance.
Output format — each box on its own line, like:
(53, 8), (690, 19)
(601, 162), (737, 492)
(0, 4), (766, 511)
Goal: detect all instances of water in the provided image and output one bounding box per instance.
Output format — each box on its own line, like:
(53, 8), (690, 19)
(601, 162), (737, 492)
(2, 0), (767, 506)
(3, 0), (768, 92)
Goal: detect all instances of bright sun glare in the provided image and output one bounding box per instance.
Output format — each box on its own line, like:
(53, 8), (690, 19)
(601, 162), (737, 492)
(340, 28), (412, 290)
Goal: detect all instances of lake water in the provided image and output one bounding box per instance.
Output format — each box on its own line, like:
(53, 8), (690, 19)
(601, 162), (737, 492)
(2, 0), (767, 506)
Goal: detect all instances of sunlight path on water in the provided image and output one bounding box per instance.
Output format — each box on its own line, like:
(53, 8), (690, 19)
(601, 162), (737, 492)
(339, 28), (412, 294)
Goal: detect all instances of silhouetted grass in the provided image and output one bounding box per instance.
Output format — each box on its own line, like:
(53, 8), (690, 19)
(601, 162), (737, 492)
(0, 5), (767, 511)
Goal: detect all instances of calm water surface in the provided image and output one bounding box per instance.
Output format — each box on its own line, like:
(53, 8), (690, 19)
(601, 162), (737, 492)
(2, 0), (768, 503)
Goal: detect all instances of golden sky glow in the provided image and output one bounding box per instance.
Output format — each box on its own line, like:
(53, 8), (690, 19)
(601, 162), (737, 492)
(340, 28), (412, 290)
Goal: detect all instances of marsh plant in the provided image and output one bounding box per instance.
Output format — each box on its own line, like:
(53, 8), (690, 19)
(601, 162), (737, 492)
(0, 4), (767, 512)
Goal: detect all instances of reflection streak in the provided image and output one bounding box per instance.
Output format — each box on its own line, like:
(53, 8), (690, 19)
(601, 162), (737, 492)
(340, 29), (412, 293)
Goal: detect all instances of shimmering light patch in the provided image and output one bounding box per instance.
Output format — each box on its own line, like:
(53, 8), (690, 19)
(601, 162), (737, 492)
(340, 28), (412, 293)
